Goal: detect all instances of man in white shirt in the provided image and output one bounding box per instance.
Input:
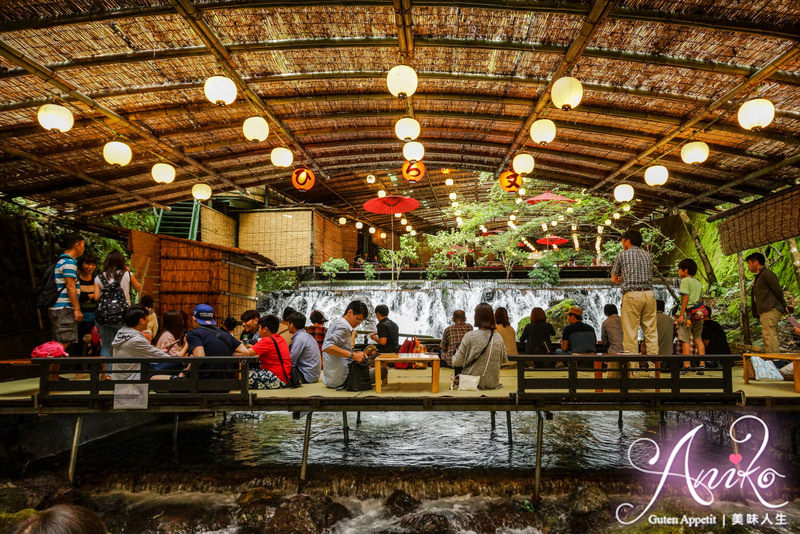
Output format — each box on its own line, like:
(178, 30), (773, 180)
(321, 301), (368, 388)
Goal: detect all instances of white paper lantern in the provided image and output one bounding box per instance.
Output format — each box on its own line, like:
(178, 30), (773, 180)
(192, 183), (212, 200)
(445, 178), (454, 186)
(613, 212), (621, 219)
(405, 225), (412, 232)
(380, 232), (387, 239)
(386, 65), (418, 97)
(356, 222), (364, 229)
(151, 163), (175, 184)
(644, 165), (669, 186)
(242, 116), (269, 142)
(604, 219), (612, 226)
(518, 187), (527, 196)
(449, 192), (457, 201)
(338, 217), (347, 225)
(551, 77), (583, 110)
(204, 75), (237, 106)
(103, 141), (132, 166)
(369, 227), (376, 234)
(530, 119), (556, 144)
(378, 190), (387, 198)
(403, 141), (425, 162)
(512, 153), (535, 174)
(37, 104), (74, 132)
(613, 183), (634, 202)
(737, 98), (774, 130)
(270, 146), (293, 167)
(400, 218), (407, 225)
(410, 230), (417, 236)
(395, 117), (420, 141)
(366, 174), (376, 184)
(395, 212), (402, 218)
(680, 141), (709, 164)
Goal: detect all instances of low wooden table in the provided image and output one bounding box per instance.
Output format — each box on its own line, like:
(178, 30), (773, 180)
(375, 353), (440, 394)
(742, 353), (800, 392)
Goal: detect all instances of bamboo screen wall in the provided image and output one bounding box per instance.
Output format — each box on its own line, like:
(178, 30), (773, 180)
(129, 230), (161, 302)
(200, 205), (236, 249)
(239, 210), (313, 268)
(129, 231), (263, 326)
(718, 186), (800, 254)
(313, 212), (345, 265)
(341, 225), (359, 264)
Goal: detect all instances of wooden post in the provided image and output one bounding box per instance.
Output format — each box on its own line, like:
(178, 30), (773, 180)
(678, 210), (718, 286)
(737, 252), (752, 345)
(68, 415), (82, 484)
(299, 412), (313, 492)
(20, 216), (43, 330)
(534, 411), (544, 502)
(787, 238), (800, 291)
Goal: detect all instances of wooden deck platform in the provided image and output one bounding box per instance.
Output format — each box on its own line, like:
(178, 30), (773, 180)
(2, 364), (799, 414)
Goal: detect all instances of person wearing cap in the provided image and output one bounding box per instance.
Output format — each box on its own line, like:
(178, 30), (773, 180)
(185, 305), (248, 377)
(369, 304), (400, 353)
(557, 306), (597, 355)
(440, 310), (473, 367)
(240, 310), (260, 346)
(306, 310), (328, 353)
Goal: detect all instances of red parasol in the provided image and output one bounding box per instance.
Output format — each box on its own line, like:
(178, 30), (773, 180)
(446, 246), (474, 256)
(536, 235), (569, 245)
(362, 195), (419, 283)
(480, 230), (500, 236)
(526, 191), (576, 205)
(363, 195), (420, 214)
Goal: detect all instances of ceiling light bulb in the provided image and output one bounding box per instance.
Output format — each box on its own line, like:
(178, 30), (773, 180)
(380, 232), (387, 239)
(449, 192), (457, 201)
(356, 222), (363, 229)
(406, 225), (412, 232)
(445, 178), (454, 186)
(613, 212), (620, 219)
(401, 218), (407, 225)
(338, 217), (347, 225)
(378, 190), (387, 198)
(366, 174), (376, 184)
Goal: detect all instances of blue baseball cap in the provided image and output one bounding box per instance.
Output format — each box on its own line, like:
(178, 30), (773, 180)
(193, 304), (216, 326)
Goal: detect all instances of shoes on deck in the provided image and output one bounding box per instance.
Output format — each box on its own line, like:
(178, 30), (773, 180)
(680, 369), (688, 376)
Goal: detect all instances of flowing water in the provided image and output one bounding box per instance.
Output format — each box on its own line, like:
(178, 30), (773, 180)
(258, 280), (675, 337)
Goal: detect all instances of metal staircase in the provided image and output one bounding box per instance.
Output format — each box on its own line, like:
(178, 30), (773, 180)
(155, 200), (200, 240)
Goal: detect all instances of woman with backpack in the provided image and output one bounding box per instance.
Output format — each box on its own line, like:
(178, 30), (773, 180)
(94, 251), (142, 357)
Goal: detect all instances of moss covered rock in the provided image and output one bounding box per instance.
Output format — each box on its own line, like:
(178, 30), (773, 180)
(546, 299), (575, 334)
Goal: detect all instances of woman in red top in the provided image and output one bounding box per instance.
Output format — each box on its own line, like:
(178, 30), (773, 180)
(246, 314), (292, 389)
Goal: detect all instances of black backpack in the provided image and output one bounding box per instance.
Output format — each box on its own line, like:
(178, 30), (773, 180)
(35, 262), (59, 309)
(95, 273), (128, 326)
(340, 360), (372, 392)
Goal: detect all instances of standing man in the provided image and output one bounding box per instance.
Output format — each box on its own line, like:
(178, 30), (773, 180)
(370, 304), (400, 353)
(321, 301), (369, 389)
(440, 310), (473, 367)
(610, 228), (659, 362)
(49, 233), (85, 350)
(746, 252), (787, 354)
(287, 311), (321, 383)
(239, 310), (260, 346)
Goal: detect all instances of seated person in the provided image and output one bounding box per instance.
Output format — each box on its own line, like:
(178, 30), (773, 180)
(701, 307), (730, 365)
(246, 314), (293, 389)
(239, 309), (260, 346)
(111, 304), (171, 381)
(369, 304), (400, 353)
(557, 306), (597, 354)
(287, 311), (321, 383)
(185, 304), (249, 383)
(221, 316), (240, 335)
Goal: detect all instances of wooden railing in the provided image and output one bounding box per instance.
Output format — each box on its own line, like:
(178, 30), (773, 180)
(33, 356), (258, 406)
(508, 354), (740, 400)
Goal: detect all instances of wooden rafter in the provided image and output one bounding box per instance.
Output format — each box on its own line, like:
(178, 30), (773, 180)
(0, 38), (249, 195)
(589, 42), (800, 194)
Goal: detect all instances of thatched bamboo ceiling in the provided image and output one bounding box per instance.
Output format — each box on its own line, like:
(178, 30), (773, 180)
(0, 0), (799, 233)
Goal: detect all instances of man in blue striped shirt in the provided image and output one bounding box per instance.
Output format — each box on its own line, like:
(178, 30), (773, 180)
(49, 233), (85, 349)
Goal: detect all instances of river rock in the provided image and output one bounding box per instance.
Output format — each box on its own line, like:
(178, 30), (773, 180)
(265, 494), (351, 534)
(570, 485), (609, 515)
(469, 501), (536, 533)
(399, 511), (455, 534)
(0, 474), (68, 512)
(235, 488), (283, 530)
(384, 489), (421, 516)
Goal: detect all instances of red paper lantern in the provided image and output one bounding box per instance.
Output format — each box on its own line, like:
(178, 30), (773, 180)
(498, 170), (522, 193)
(402, 160), (426, 183)
(291, 167), (315, 191)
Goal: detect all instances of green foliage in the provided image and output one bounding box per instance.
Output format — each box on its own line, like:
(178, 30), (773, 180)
(482, 231), (529, 280)
(104, 209), (158, 234)
(378, 235), (420, 277)
(321, 257), (349, 283)
(257, 269), (297, 292)
(528, 255), (560, 286)
(363, 262), (377, 281)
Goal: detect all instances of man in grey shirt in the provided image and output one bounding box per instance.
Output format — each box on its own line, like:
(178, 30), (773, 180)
(655, 299), (675, 355)
(287, 311), (321, 383)
(601, 303), (624, 354)
(321, 300), (369, 388)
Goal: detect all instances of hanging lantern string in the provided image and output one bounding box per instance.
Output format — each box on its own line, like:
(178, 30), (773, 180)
(610, 109), (728, 189)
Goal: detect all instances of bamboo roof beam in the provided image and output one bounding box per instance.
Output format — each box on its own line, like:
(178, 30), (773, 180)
(2, 1), (796, 40)
(0, 140), (169, 210)
(589, 41), (800, 193)
(3, 37), (799, 86)
(675, 153), (800, 211)
(169, 0), (332, 185)
(493, 0), (614, 179)
(0, 38), (248, 195)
